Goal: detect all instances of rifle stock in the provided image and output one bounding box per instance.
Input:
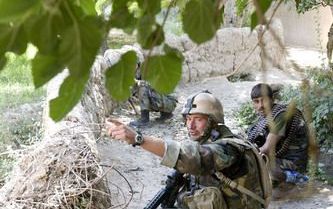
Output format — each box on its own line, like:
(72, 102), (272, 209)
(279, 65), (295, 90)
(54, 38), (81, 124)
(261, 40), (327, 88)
(144, 170), (185, 209)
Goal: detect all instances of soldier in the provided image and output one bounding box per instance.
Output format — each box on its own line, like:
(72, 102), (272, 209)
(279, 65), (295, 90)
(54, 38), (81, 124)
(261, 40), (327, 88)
(106, 91), (268, 209)
(247, 83), (309, 198)
(129, 62), (177, 127)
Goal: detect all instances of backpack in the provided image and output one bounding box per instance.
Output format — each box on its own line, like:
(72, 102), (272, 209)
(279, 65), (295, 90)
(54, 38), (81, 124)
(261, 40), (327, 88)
(215, 138), (272, 208)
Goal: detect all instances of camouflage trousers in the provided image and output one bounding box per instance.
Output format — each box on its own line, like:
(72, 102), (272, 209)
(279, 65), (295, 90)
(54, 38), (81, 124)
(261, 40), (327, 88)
(137, 84), (177, 113)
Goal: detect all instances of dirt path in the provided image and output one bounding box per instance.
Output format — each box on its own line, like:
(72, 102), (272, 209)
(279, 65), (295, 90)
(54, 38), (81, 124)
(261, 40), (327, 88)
(98, 63), (333, 208)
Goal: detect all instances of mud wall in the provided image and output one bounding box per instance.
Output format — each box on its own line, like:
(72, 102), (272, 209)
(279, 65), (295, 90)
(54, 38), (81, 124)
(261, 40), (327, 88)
(165, 20), (286, 83)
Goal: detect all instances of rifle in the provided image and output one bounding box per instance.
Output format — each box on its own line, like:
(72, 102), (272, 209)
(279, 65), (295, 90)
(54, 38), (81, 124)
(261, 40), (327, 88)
(128, 98), (139, 115)
(144, 170), (185, 209)
(128, 81), (140, 115)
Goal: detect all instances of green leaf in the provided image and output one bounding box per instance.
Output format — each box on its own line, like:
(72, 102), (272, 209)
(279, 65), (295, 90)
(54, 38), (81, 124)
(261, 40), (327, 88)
(138, 0), (161, 15)
(137, 14), (155, 47)
(59, 16), (103, 76)
(32, 53), (64, 88)
(11, 25), (28, 54)
(138, 20), (165, 49)
(257, 0), (273, 12)
(137, 14), (164, 49)
(142, 51), (183, 94)
(236, 0), (249, 16)
(163, 44), (184, 60)
(182, 0), (222, 44)
(109, 0), (136, 33)
(0, 24), (27, 55)
(250, 0), (272, 29)
(0, 55), (7, 71)
(250, 12), (258, 30)
(77, 0), (97, 16)
(0, 0), (40, 23)
(49, 73), (89, 122)
(105, 51), (137, 101)
(0, 24), (11, 55)
(148, 24), (165, 48)
(220, 6), (224, 26)
(176, 0), (188, 10)
(27, 13), (63, 54)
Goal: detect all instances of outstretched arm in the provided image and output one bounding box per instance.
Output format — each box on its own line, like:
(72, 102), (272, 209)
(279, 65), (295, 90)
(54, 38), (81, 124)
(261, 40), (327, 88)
(106, 118), (166, 157)
(259, 133), (281, 156)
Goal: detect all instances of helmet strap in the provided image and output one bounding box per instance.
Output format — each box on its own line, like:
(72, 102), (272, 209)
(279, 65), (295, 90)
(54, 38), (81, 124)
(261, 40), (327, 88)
(197, 117), (216, 144)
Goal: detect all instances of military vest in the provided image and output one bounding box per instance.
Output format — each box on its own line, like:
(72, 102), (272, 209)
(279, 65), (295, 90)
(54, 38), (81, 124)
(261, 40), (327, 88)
(247, 104), (309, 163)
(180, 126), (269, 209)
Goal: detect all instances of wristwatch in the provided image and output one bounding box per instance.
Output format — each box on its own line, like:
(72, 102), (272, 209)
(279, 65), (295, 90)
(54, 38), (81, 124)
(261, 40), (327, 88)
(133, 131), (144, 147)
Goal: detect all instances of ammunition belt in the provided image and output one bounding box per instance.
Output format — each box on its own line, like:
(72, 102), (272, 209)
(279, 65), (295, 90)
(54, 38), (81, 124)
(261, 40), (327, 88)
(247, 104), (304, 158)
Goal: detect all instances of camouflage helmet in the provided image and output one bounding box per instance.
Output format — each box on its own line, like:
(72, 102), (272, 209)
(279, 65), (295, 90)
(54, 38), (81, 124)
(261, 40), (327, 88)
(182, 90), (224, 124)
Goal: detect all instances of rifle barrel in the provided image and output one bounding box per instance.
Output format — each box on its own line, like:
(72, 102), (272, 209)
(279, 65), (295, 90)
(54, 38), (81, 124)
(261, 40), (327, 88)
(143, 189), (169, 209)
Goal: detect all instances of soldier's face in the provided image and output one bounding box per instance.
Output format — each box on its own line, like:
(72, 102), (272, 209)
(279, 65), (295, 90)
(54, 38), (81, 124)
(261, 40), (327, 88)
(185, 114), (209, 141)
(252, 96), (273, 116)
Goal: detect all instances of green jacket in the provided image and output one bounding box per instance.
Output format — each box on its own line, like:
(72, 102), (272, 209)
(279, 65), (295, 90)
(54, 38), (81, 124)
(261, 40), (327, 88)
(161, 125), (263, 209)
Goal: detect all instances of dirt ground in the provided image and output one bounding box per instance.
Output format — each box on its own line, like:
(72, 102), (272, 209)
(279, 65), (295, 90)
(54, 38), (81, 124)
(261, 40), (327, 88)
(97, 54), (333, 209)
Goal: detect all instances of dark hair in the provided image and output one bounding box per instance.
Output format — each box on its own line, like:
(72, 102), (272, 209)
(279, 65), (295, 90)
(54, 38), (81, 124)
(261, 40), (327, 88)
(251, 83), (273, 99)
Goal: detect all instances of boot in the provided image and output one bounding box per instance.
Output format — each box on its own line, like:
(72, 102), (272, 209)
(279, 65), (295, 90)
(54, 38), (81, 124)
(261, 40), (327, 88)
(156, 112), (173, 122)
(129, 110), (149, 127)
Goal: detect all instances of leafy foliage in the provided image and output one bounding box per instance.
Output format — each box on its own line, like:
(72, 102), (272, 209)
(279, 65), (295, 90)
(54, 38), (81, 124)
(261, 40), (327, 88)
(0, 0), (104, 121)
(182, 0), (223, 44)
(234, 101), (258, 131)
(105, 51), (137, 101)
(250, 0), (273, 30)
(280, 70), (333, 148)
(141, 44), (183, 93)
(50, 73), (90, 121)
(295, 0), (333, 13)
(236, 0), (249, 16)
(0, 0), (278, 121)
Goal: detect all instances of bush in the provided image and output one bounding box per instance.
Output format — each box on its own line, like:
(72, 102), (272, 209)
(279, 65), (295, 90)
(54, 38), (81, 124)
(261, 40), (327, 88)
(234, 101), (258, 132)
(280, 69), (333, 148)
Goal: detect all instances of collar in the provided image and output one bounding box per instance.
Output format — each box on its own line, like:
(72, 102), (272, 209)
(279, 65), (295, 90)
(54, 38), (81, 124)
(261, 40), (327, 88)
(206, 124), (234, 143)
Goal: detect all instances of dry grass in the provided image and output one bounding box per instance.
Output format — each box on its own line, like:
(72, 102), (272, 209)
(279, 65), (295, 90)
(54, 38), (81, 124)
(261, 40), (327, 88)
(0, 123), (112, 209)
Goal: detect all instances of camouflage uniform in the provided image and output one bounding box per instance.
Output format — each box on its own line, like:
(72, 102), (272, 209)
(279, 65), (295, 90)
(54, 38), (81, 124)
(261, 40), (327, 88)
(134, 80), (177, 113)
(161, 125), (264, 209)
(247, 103), (309, 183)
